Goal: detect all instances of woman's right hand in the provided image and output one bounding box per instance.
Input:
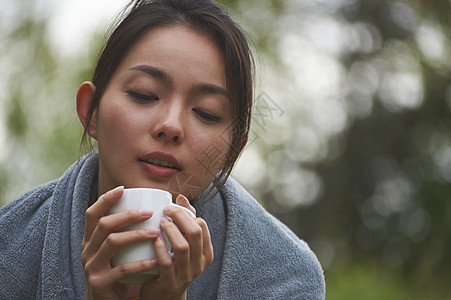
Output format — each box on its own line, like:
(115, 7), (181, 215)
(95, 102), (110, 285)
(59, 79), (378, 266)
(81, 186), (160, 300)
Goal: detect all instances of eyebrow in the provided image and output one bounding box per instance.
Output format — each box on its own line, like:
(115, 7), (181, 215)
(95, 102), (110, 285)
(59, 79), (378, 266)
(128, 64), (228, 98)
(193, 83), (229, 99)
(128, 65), (173, 85)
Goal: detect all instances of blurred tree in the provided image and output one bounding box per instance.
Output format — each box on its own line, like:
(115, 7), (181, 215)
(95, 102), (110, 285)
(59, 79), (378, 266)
(219, 1), (450, 293)
(248, 0), (451, 294)
(0, 1), (96, 205)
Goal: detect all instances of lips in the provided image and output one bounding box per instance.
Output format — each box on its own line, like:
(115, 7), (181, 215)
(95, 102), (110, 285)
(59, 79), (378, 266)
(138, 151), (182, 177)
(142, 158), (177, 169)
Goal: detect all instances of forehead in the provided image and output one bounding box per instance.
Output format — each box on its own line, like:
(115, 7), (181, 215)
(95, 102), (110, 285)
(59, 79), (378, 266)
(115, 25), (226, 86)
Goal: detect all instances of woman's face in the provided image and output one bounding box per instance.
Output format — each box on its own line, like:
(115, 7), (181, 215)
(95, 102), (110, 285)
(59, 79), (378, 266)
(93, 25), (232, 199)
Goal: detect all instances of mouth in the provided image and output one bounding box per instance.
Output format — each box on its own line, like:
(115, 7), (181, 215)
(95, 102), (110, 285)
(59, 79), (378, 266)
(140, 158), (180, 170)
(138, 151), (182, 173)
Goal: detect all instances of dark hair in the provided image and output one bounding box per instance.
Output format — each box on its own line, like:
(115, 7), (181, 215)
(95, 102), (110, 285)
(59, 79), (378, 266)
(81, 0), (254, 201)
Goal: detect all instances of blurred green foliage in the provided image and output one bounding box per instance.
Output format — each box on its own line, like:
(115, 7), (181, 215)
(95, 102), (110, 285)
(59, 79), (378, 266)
(1, 0), (451, 298)
(326, 261), (448, 300)
(6, 91), (28, 137)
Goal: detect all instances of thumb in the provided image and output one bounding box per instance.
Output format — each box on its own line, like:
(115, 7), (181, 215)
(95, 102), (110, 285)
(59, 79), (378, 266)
(175, 194), (196, 216)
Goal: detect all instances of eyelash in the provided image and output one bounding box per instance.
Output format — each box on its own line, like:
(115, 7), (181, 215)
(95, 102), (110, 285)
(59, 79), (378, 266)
(127, 91), (220, 122)
(127, 92), (159, 102)
(193, 108), (221, 123)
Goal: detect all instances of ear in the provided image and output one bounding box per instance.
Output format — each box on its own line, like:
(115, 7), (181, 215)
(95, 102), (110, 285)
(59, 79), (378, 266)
(76, 81), (98, 139)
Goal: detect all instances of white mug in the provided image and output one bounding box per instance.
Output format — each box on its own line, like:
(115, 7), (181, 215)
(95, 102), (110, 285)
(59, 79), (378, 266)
(108, 188), (195, 284)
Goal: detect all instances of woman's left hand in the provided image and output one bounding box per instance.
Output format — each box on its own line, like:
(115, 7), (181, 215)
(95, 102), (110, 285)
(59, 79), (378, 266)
(139, 194), (214, 300)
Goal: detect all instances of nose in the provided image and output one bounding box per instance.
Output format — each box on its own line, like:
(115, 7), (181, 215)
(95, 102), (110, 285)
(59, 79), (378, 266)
(151, 102), (184, 143)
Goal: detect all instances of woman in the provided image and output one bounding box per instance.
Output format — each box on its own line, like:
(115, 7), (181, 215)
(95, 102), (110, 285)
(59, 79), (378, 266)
(0, 0), (325, 299)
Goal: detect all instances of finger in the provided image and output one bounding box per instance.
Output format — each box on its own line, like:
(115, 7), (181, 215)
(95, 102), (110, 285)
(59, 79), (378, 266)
(153, 233), (176, 282)
(164, 206), (202, 244)
(163, 206), (203, 270)
(86, 209), (154, 255)
(196, 218), (214, 266)
(179, 217), (210, 277)
(175, 194), (196, 216)
(94, 228), (160, 266)
(109, 258), (159, 285)
(83, 186), (124, 245)
(160, 218), (190, 270)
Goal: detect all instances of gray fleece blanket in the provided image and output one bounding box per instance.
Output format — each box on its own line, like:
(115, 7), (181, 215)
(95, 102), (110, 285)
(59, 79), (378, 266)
(0, 152), (325, 299)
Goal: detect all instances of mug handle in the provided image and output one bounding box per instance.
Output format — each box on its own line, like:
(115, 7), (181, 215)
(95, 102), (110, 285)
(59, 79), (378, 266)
(167, 203), (196, 218)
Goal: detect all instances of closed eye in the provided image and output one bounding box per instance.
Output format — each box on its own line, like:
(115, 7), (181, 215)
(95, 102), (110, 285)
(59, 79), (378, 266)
(127, 91), (159, 102)
(193, 108), (221, 123)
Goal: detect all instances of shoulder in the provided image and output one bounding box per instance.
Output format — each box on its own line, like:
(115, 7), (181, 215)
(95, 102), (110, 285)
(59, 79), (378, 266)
(0, 180), (58, 231)
(221, 177), (309, 244)
(0, 152), (98, 232)
(219, 178), (325, 299)
(0, 181), (60, 299)
(1, 180), (58, 215)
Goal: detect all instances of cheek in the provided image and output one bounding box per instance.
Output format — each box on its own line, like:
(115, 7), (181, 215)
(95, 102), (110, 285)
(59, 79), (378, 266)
(191, 131), (231, 178)
(97, 109), (122, 144)
(166, 131), (231, 200)
(97, 102), (143, 147)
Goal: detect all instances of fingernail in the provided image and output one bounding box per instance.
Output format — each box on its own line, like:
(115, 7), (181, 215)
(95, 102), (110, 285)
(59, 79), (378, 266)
(141, 210), (153, 216)
(111, 186), (124, 195)
(161, 217), (169, 224)
(177, 194), (188, 202)
(146, 229), (159, 235)
(164, 206), (173, 213)
(149, 257), (158, 266)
